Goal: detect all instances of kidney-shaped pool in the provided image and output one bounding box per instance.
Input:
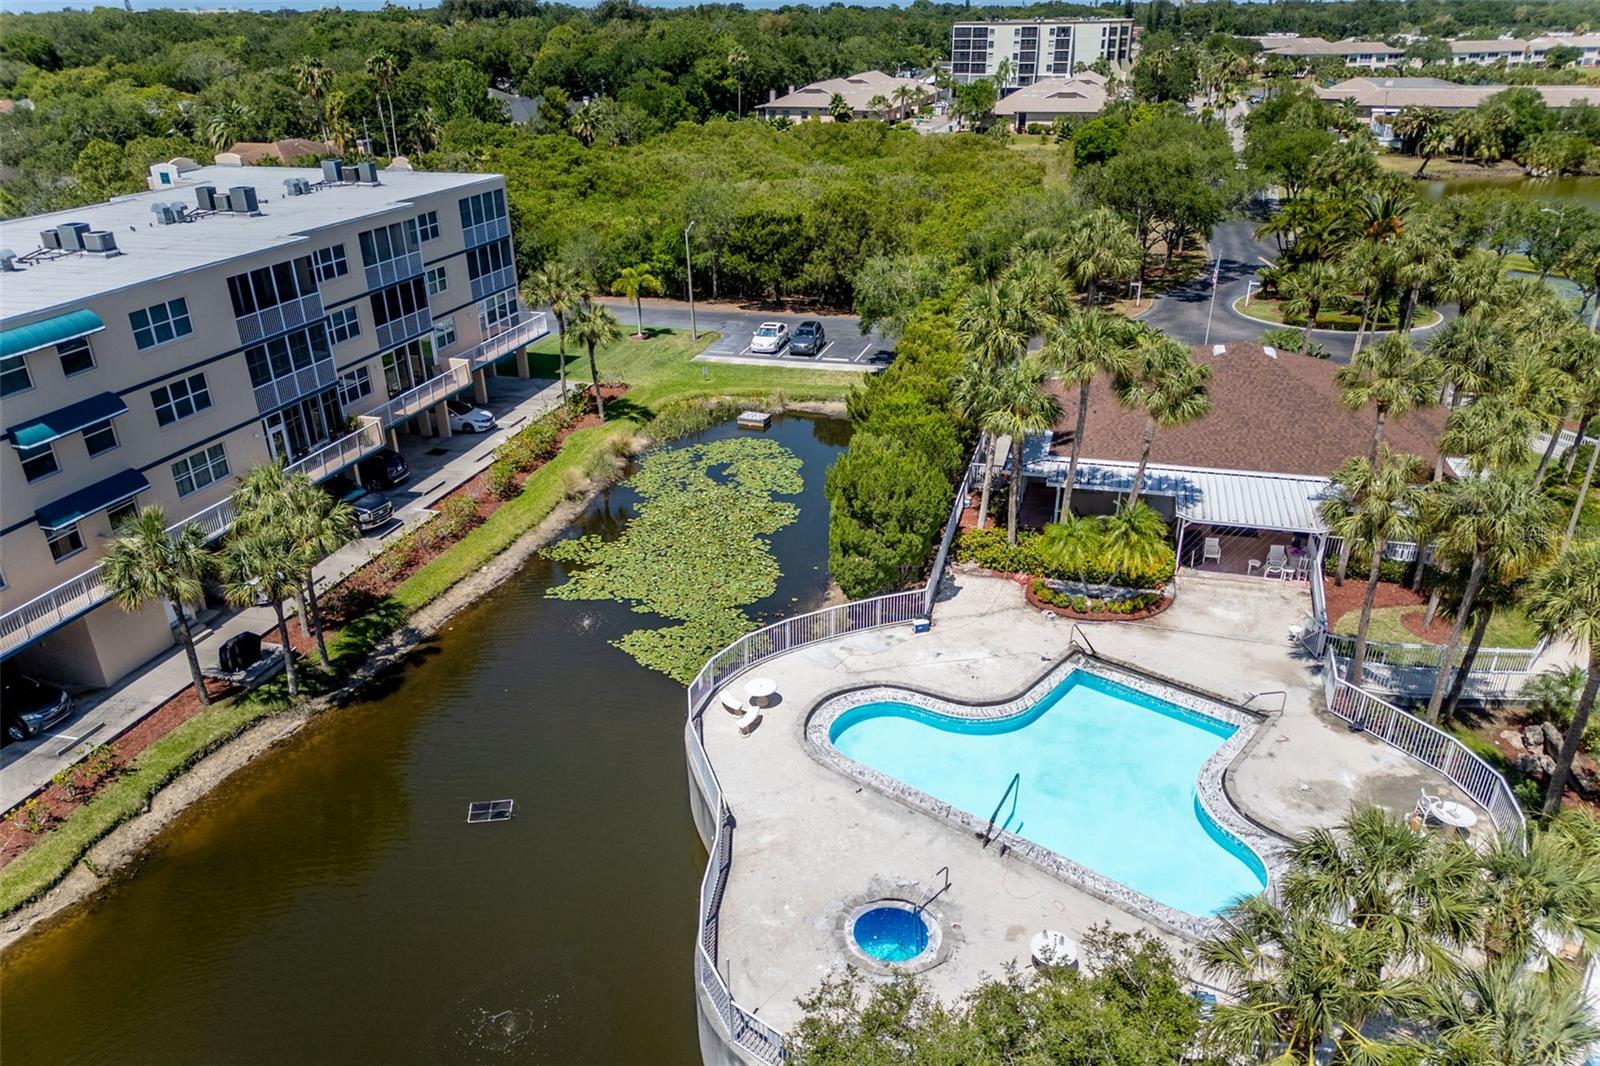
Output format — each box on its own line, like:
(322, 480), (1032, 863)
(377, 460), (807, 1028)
(827, 670), (1268, 917)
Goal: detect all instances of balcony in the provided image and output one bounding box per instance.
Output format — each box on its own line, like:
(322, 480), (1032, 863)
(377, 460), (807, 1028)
(462, 214), (510, 249)
(235, 293), (325, 346)
(373, 309), (432, 353)
(253, 357), (339, 414)
(469, 264), (516, 302)
(363, 251), (423, 292)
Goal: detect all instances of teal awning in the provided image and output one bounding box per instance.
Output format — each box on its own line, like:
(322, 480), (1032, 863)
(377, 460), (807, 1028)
(0, 309), (105, 360)
(36, 469), (149, 531)
(8, 391), (127, 449)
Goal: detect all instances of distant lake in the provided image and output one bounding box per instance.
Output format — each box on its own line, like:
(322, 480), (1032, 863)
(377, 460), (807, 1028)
(1419, 174), (1600, 211)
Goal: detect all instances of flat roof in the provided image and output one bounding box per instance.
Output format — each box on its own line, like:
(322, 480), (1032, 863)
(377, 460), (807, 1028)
(0, 163), (500, 324)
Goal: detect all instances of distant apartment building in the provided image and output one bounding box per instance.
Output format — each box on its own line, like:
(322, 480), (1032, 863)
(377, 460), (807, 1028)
(1449, 34), (1600, 67)
(755, 71), (930, 121)
(1317, 76), (1600, 144)
(0, 158), (545, 688)
(1254, 36), (1409, 68)
(950, 18), (1134, 88)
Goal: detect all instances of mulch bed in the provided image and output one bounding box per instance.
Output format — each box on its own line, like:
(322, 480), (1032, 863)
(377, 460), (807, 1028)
(0, 676), (238, 868)
(1323, 577), (1457, 642)
(0, 386), (628, 866)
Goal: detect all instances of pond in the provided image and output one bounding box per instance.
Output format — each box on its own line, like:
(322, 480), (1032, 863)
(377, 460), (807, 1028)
(0, 413), (850, 1066)
(1418, 173), (1600, 211)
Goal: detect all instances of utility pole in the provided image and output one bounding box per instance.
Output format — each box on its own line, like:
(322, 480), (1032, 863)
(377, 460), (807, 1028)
(684, 221), (698, 340)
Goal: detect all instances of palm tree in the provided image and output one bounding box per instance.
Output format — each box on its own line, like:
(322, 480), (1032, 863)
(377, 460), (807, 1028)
(1426, 959), (1600, 1064)
(826, 93), (851, 122)
(1037, 515), (1100, 584)
(1318, 448), (1424, 685)
(1425, 311), (1507, 479)
(1441, 392), (1542, 477)
(1038, 310), (1135, 518)
(219, 530), (303, 697)
(1475, 815), (1600, 964)
(1115, 332), (1211, 508)
(1562, 396), (1600, 554)
(951, 363), (1002, 530)
(978, 359), (1061, 545)
(522, 261), (585, 402)
(1389, 222), (1451, 335)
(955, 282), (1029, 366)
(203, 100), (250, 152)
(891, 83), (918, 119)
(1439, 248), (1502, 315)
(1524, 541), (1600, 813)
(1101, 501), (1169, 587)
(291, 57), (332, 145)
(568, 100), (601, 147)
(1336, 334), (1439, 463)
(365, 50), (400, 155)
(1423, 474), (1558, 722)
(101, 508), (215, 707)
(567, 300), (623, 422)
(725, 44), (749, 117)
(867, 93), (891, 121)
(1279, 260), (1345, 350)
(611, 264), (661, 339)
(1061, 206), (1141, 309)
(1391, 105), (1445, 175)
(998, 253), (1070, 328)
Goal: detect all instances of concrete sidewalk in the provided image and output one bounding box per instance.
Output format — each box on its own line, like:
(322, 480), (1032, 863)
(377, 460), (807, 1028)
(0, 374), (569, 813)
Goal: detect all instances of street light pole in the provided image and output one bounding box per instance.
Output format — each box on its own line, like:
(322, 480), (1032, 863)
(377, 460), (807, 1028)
(684, 222), (698, 340)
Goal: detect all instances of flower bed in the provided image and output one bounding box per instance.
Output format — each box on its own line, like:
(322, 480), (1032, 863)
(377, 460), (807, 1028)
(1026, 577), (1171, 621)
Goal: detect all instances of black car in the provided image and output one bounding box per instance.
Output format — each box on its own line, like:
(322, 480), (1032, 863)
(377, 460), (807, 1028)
(324, 474), (395, 533)
(791, 320), (827, 356)
(1, 667), (73, 745)
(357, 447), (410, 488)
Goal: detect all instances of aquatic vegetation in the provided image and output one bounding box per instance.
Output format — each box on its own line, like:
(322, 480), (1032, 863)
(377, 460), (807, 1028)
(544, 437), (804, 681)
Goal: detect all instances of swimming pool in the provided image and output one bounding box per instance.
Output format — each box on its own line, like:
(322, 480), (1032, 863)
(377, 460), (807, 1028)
(826, 670), (1268, 917)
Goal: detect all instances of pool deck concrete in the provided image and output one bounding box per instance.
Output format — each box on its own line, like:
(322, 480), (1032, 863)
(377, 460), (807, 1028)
(699, 569), (1479, 1034)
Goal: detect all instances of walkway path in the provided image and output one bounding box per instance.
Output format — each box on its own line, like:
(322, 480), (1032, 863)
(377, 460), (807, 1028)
(0, 374), (569, 813)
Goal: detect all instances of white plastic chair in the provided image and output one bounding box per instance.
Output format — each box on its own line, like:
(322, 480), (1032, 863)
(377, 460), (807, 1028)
(1202, 537), (1222, 567)
(1263, 545), (1289, 578)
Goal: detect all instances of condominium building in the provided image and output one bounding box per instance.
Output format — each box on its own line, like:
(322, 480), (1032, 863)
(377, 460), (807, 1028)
(0, 158), (545, 688)
(950, 18), (1134, 88)
(1254, 36), (1409, 68)
(1450, 34), (1600, 68)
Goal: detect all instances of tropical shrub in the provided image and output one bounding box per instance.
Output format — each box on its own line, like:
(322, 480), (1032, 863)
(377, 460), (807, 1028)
(487, 460), (519, 500)
(1031, 578), (1160, 614)
(439, 495), (480, 537)
(956, 518), (1176, 589)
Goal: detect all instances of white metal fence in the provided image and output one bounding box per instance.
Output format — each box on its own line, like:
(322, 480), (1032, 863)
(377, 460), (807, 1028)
(1322, 648), (1526, 843)
(684, 589), (926, 1063)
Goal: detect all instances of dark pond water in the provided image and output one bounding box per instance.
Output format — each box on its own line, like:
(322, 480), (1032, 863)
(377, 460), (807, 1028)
(1419, 173), (1600, 211)
(0, 414), (850, 1066)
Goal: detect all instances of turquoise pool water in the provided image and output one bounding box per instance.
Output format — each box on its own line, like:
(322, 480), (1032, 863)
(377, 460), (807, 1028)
(828, 672), (1268, 916)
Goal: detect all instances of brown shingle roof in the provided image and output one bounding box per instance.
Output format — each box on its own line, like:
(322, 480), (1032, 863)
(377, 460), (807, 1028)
(1047, 342), (1447, 477)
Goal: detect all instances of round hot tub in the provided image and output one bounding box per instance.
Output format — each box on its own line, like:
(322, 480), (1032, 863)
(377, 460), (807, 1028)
(843, 900), (943, 973)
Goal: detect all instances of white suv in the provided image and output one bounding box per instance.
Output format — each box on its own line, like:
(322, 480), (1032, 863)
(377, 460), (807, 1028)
(750, 322), (789, 354)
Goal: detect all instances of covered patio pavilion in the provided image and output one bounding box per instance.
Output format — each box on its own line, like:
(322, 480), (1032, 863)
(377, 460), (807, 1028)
(1018, 443), (1333, 581)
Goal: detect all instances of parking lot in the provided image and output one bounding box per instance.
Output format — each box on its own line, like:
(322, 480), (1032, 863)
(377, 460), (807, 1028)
(594, 298), (896, 373)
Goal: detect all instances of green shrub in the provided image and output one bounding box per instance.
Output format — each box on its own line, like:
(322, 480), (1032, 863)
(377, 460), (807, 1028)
(487, 460), (519, 500)
(439, 495), (481, 537)
(1030, 578), (1159, 615)
(958, 525), (1174, 588)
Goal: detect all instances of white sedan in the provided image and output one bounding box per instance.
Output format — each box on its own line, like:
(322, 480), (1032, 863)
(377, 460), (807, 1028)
(750, 322), (789, 354)
(447, 399), (497, 433)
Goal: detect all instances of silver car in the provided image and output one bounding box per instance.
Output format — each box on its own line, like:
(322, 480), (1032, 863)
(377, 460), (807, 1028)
(750, 322), (789, 354)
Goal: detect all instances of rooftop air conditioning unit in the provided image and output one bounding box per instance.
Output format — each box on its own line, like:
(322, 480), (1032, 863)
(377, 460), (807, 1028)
(40, 229), (63, 250)
(152, 202), (177, 225)
(168, 202), (190, 222)
(57, 221), (91, 251)
(321, 159), (345, 185)
(355, 161), (380, 185)
(0, 249), (18, 272)
(283, 177), (306, 197)
(81, 230), (121, 257)
(228, 186), (260, 215)
(195, 184), (218, 212)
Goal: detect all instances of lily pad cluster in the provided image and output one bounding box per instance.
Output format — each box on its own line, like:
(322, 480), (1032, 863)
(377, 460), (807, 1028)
(543, 436), (804, 682)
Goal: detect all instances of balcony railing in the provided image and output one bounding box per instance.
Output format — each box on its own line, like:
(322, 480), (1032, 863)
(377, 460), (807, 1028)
(469, 265), (516, 302)
(462, 214), (509, 249)
(371, 364), (471, 427)
(287, 418), (385, 484)
(363, 251), (423, 291)
(459, 314), (548, 373)
(234, 293), (325, 346)
(252, 357), (338, 414)
(373, 309), (433, 354)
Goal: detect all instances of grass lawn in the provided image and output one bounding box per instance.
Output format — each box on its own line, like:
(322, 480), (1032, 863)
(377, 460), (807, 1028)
(1333, 603), (1543, 648)
(0, 329), (861, 917)
(1500, 251), (1575, 282)
(1232, 295), (1440, 331)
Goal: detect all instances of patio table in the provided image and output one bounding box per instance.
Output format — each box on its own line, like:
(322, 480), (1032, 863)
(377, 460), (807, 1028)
(745, 677), (778, 708)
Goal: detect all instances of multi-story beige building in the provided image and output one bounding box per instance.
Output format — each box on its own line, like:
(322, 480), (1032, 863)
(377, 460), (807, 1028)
(0, 159), (544, 688)
(950, 18), (1134, 88)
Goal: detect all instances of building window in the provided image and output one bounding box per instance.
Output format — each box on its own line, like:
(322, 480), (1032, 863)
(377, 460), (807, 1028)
(18, 442), (58, 482)
(358, 219), (421, 270)
(81, 418), (118, 457)
(171, 443), (230, 498)
(130, 298), (193, 350)
(458, 188), (508, 230)
(313, 244), (348, 282)
(477, 289), (520, 334)
(369, 277), (429, 330)
(339, 366), (372, 406)
(46, 524), (84, 562)
(432, 316), (457, 351)
(244, 323), (333, 391)
(107, 500), (138, 533)
(227, 257), (319, 317)
(58, 336), (95, 377)
(151, 373), (213, 427)
(328, 305), (362, 344)
(0, 355), (30, 396)
(425, 266), (448, 296)
(380, 337), (434, 395)
(417, 210), (440, 241)
(465, 238), (513, 283)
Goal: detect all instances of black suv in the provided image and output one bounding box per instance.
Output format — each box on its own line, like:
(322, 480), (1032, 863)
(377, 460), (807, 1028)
(357, 448), (410, 488)
(2, 667), (73, 745)
(324, 475), (395, 533)
(791, 320), (827, 356)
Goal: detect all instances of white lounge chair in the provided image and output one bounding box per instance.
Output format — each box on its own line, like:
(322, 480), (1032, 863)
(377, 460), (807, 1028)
(1202, 537), (1222, 567)
(1263, 545), (1289, 579)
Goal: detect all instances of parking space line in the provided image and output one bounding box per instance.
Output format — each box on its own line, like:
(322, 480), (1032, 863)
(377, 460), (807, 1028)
(854, 343), (873, 361)
(818, 340), (835, 358)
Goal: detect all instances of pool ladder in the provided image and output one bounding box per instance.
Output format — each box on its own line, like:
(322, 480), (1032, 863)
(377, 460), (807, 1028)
(976, 772), (1021, 850)
(914, 866), (951, 916)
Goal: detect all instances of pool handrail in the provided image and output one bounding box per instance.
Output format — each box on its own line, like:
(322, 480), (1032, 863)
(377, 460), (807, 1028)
(685, 588), (928, 1063)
